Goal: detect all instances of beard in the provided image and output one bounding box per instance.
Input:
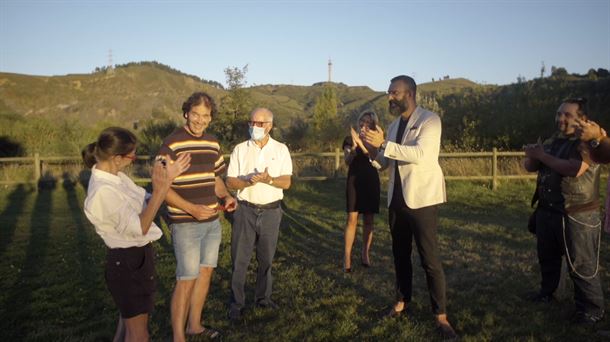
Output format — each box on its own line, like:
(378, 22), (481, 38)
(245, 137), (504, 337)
(389, 100), (407, 116)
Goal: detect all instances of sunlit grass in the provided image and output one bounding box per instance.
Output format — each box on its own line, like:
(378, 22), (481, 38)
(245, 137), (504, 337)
(0, 180), (608, 341)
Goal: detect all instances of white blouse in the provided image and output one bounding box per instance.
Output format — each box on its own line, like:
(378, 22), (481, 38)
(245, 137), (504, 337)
(84, 165), (162, 248)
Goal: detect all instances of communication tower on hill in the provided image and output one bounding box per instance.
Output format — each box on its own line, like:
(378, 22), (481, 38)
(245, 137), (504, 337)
(107, 49), (114, 74)
(328, 58), (332, 83)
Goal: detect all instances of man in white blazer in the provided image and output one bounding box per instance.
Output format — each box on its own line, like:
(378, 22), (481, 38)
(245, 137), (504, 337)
(364, 75), (456, 339)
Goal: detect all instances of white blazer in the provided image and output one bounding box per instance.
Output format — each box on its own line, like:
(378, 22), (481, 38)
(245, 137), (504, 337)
(375, 106), (446, 209)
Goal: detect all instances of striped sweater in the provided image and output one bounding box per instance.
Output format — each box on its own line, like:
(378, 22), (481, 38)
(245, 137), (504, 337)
(159, 127), (226, 223)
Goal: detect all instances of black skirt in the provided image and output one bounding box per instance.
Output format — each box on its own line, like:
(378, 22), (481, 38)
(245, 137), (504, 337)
(105, 243), (156, 318)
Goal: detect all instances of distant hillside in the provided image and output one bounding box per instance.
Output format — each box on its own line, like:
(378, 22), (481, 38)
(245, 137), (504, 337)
(0, 64), (224, 127)
(0, 63), (481, 132)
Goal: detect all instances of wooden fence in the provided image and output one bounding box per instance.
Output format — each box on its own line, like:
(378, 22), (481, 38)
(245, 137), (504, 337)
(0, 148), (534, 190)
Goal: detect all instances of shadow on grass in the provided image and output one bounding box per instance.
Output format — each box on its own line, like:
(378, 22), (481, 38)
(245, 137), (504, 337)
(1, 184), (54, 340)
(63, 177), (109, 319)
(0, 185), (31, 259)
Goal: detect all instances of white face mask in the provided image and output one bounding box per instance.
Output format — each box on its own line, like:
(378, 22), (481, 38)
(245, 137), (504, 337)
(249, 126), (267, 141)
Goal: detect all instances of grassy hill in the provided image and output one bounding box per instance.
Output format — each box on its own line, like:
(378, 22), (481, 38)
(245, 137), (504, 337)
(0, 64), (224, 127)
(6, 61), (606, 155)
(0, 62), (481, 131)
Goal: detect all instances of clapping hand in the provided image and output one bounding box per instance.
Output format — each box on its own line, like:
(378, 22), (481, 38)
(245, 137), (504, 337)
(574, 118), (606, 142)
(523, 138), (544, 160)
(151, 153), (191, 193)
(351, 127), (369, 154)
(166, 153), (191, 180)
(250, 167), (272, 184)
(363, 125), (385, 149)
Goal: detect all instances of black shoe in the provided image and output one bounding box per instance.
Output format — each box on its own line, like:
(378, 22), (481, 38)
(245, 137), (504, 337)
(228, 307), (243, 321)
(436, 323), (459, 341)
(256, 300), (279, 310)
(571, 311), (604, 325)
(526, 292), (553, 303)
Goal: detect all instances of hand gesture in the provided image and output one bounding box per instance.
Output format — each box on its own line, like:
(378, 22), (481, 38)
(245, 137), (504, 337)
(188, 204), (218, 221)
(351, 127), (370, 155)
(363, 125), (385, 149)
(349, 127), (360, 149)
(165, 153), (191, 181)
(223, 196), (237, 212)
(523, 142), (544, 160)
(574, 118), (606, 142)
(150, 160), (171, 191)
(250, 167), (272, 184)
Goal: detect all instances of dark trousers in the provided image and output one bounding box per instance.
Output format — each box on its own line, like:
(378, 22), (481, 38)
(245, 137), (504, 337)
(536, 207), (604, 315)
(389, 201), (447, 315)
(230, 204), (282, 309)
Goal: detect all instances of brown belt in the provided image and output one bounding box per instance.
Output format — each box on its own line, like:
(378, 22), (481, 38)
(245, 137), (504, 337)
(565, 200), (600, 214)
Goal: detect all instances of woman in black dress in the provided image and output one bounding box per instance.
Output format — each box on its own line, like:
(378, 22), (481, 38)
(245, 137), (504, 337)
(342, 111), (380, 272)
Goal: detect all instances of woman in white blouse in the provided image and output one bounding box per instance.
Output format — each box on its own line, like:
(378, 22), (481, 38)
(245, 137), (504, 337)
(82, 127), (190, 342)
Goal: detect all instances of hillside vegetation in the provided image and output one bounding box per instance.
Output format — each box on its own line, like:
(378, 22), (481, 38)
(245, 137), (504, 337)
(0, 62), (609, 156)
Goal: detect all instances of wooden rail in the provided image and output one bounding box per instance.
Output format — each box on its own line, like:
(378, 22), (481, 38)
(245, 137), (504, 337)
(0, 149), (533, 190)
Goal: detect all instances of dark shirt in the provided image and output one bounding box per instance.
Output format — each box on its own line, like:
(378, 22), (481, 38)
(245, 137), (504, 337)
(342, 137), (376, 177)
(390, 116), (409, 208)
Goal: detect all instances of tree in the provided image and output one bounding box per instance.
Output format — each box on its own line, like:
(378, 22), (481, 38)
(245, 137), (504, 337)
(138, 119), (179, 156)
(212, 65), (252, 147)
(311, 83), (341, 150)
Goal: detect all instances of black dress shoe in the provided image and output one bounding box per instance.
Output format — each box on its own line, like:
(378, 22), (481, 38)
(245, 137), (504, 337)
(436, 323), (458, 341)
(385, 306), (406, 318)
(256, 300), (279, 310)
(228, 307), (243, 321)
(526, 292), (553, 303)
(571, 311), (604, 324)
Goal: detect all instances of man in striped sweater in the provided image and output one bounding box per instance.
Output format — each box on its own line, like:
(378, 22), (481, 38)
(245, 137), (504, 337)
(159, 92), (236, 341)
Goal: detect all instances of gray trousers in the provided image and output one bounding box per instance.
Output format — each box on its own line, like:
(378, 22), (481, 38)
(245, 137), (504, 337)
(230, 204), (282, 309)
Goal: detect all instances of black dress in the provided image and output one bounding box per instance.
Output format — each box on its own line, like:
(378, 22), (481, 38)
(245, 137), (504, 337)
(343, 136), (380, 214)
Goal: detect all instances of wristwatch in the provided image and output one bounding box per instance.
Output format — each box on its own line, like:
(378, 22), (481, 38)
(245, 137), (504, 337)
(380, 141), (387, 150)
(590, 139), (601, 149)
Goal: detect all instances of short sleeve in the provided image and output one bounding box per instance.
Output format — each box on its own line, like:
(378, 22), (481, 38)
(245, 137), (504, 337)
(214, 152), (227, 177)
(279, 145), (293, 176)
(158, 139), (177, 161)
(227, 146), (239, 178)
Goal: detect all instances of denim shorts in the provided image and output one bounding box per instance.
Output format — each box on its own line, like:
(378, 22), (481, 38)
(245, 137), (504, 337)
(171, 220), (222, 280)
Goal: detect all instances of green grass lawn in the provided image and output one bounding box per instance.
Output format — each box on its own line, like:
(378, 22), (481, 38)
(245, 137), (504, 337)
(1, 179), (609, 341)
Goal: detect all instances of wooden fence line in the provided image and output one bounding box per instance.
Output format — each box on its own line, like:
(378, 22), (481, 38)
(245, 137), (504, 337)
(0, 148), (533, 190)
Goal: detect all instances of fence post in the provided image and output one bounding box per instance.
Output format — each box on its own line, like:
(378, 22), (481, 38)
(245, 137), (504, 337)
(492, 147), (498, 191)
(334, 148), (341, 178)
(33, 153), (41, 185)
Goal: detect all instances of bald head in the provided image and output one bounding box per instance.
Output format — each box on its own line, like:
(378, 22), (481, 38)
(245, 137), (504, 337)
(250, 107), (274, 122)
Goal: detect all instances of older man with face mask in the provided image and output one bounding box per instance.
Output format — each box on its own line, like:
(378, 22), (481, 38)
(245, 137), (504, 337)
(225, 108), (293, 321)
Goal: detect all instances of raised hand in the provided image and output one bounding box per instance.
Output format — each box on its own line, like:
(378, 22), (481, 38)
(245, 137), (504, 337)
(151, 160), (171, 192)
(350, 127), (360, 148)
(574, 118), (605, 142)
(165, 153), (191, 180)
(523, 143), (544, 160)
(363, 125), (385, 149)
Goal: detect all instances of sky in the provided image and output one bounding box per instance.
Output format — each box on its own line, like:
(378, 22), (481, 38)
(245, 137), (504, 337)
(0, 0), (609, 91)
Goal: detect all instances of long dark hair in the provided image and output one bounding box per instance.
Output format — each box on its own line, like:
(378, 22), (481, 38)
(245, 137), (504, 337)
(82, 127), (137, 168)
